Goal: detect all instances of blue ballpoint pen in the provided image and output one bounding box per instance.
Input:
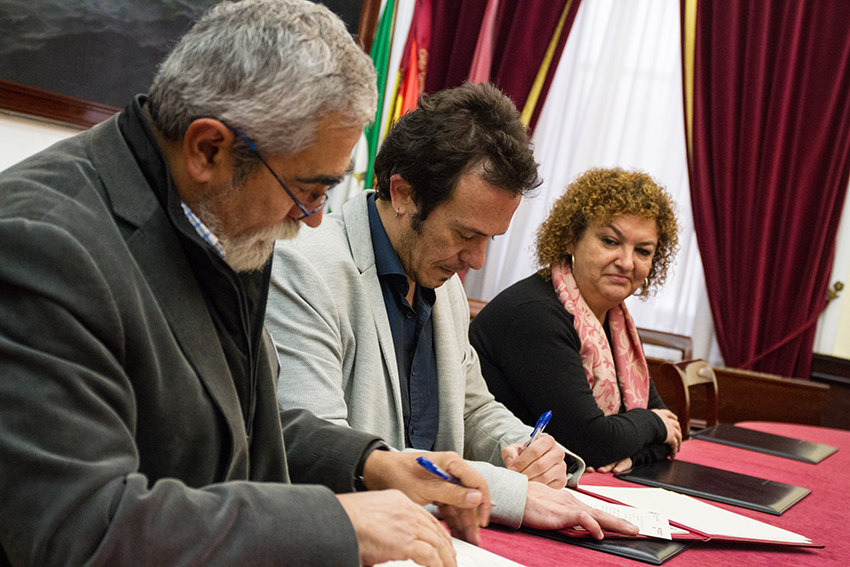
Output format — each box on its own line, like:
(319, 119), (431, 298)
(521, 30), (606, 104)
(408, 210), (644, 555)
(521, 410), (552, 453)
(416, 456), (462, 485)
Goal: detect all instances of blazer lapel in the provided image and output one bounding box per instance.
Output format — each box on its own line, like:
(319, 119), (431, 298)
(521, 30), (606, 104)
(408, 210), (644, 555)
(430, 284), (466, 449)
(342, 193), (405, 425)
(86, 117), (249, 475)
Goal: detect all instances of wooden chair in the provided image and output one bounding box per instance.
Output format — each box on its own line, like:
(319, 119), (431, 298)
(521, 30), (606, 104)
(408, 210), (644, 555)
(661, 359), (719, 438)
(468, 298), (488, 320)
(636, 327), (693, 360)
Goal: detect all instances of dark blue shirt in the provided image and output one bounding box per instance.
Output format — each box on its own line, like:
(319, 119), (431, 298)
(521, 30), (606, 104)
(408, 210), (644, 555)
(367, 194), (439, 450)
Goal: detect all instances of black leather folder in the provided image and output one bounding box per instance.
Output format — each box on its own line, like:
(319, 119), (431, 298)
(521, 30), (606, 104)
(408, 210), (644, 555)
(521, 527), (690, 565)
(615, 459), (810, 515)
(691, 423), (838, 464)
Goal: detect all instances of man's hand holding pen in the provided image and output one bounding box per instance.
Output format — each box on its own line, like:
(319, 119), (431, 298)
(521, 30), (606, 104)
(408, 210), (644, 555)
(362, 450), (492, 545)
(504, 411), (639, 539)
(502, 410), (568, 488)
(503, 433), (569, 488)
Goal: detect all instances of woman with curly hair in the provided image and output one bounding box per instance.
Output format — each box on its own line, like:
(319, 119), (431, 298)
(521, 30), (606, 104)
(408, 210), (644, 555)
(469, 167), (683, 473)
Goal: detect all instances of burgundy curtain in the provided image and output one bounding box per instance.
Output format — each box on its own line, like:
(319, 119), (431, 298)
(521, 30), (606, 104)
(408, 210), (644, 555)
(424, 0), (581, 133)
(489, 0), (580, 132)
(684, 1), (850, 377)
(424, 1), (489, 93)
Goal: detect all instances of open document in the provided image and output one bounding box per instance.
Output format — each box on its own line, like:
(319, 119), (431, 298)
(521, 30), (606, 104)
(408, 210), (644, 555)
(573, 485), (819, 547)
(568, 489), (673, 539)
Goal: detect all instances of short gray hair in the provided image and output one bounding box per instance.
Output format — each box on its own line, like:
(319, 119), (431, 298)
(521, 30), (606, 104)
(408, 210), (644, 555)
(147, 0), (376, 162)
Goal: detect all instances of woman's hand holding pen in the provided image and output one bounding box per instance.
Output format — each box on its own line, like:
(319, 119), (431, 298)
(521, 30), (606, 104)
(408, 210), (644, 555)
(502, 434), (568, 489)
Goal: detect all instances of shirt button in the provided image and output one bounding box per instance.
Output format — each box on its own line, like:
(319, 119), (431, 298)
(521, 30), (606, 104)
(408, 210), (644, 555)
(406, 312), (414, 319)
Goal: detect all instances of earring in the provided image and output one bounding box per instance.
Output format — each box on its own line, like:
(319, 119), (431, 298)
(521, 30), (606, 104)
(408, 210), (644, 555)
(395, 208), (400, 219)
(644, 277), (649, 288)
(570, 255), (575, 267)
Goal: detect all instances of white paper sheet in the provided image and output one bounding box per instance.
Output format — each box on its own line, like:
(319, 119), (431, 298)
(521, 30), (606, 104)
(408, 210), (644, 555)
(569, 488), (672, 539)
(376, 536), (527, 566)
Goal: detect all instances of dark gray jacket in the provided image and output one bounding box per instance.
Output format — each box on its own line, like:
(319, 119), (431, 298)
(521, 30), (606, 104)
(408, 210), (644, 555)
(0, 115), (379, 566)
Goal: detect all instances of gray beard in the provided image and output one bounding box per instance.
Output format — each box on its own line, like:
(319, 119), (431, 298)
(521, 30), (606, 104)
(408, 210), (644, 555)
(218, 219), (301, 272)
(194, 188), (302, 273)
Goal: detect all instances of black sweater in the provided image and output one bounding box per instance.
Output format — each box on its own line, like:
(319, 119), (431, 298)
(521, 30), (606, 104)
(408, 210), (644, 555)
(469, 273), (670, 468)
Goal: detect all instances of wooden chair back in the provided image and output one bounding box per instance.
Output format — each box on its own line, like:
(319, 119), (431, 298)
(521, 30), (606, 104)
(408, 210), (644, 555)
(637, 327), (693, 360)
(661, 359), (719, 438)
(468, 298), (488, 320)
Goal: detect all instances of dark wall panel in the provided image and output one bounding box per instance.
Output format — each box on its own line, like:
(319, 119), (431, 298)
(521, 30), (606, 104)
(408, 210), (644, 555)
(0, 0), (363, 109)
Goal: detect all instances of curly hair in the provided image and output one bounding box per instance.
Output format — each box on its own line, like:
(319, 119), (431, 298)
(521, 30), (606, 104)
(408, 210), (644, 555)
(373, 82), (540, 231)
(535, 167), (680, 297)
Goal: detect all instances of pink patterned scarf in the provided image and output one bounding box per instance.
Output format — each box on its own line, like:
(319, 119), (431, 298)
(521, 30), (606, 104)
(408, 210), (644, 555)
(551, 261), (650, 415)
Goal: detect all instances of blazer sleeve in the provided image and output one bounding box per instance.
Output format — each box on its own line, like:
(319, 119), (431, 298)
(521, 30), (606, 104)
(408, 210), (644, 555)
(440, 279), (534, 462)
(267, 241), (354, 426)
(439, 278), (587, 487)
(470, 287), (668, 469)
(280, 408), (383, 492)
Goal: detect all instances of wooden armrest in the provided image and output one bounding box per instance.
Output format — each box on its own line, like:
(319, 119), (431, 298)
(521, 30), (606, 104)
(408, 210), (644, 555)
(468, 298), (488, 320)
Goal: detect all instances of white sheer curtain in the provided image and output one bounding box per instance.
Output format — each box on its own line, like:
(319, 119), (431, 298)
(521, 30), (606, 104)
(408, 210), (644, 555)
(463, 0), (720, 362)
(814, 178), (850, 356)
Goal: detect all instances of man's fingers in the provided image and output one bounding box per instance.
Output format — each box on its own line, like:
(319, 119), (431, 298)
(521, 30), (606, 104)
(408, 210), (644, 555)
(572, 510), (604, 539)
(578, 510), (629, 540)
(501, 444), (520, 468)
(411, 516), (456, 567)
(368, 450), (491, 527)
(428, 480), (484, 507)
(526, 460), (568, 487)
(503, 435), (568, 489)
(402, 502), (456, 567)
(400, 540), (450, 567)
(439, 504), (481, 546)
(505, 434), (554, 471)
(591, 508), (639, 538)
(521, 482), (640, 537)
(436, 455), (491, 525)
(419, 472), (487, 524)
(339, 489), (461, 566)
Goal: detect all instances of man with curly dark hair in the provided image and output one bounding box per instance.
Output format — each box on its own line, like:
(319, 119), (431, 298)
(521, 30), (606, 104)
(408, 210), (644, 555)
(267, 85), (638, 538)
(471, 167), (683, 473)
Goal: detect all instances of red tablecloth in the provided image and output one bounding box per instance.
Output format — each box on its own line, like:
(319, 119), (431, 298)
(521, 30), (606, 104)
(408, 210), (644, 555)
(477, 422), (849, 566)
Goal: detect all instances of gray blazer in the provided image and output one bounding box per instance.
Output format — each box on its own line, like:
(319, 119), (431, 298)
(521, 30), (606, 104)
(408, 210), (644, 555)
(0, 115), (379, 566)
(268, 191), (585, 528)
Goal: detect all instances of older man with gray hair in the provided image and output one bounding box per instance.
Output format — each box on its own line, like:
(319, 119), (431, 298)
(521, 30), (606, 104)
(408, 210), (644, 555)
(0, 2), (491, 566)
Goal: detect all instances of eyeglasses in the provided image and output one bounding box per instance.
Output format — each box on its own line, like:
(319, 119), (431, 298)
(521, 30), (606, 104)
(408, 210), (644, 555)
(225, 124), (327, 219)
